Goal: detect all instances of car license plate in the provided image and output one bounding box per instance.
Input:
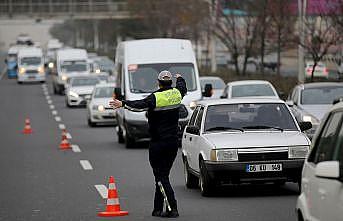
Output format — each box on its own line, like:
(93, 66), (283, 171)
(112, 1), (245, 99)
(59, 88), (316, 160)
(28, 75), (36, 79)
(246, 163), (282, 172)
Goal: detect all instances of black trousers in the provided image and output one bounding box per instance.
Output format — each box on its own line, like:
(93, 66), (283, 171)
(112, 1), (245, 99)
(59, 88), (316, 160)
(149, 138), (178, 211)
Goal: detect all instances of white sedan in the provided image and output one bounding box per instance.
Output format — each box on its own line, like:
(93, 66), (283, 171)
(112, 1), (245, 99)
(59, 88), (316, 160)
(87, 83), (116, 126)
(182, 98), (312, 196)
(220, 80), (279, 99)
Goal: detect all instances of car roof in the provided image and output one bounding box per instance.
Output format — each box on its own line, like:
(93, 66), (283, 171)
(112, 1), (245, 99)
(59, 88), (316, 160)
(197, 98), (285, 106)
(226, 80), (271, 86)
(300, 82), (343, 89)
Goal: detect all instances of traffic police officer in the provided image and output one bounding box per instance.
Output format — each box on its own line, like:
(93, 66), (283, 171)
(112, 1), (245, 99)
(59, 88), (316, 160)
(110, 70), (187, 218)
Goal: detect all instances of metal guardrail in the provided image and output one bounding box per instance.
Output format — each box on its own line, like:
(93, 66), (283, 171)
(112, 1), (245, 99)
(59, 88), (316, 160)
(0, 0), (130, 19)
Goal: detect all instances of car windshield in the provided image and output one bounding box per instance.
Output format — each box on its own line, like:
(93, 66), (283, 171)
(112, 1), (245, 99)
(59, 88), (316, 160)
(96, 58), (115, 71)
(200, 78), (225, 89)
(61, 61), (87, 73)
(20, 57), (41, 65)
(94, 87), (114, 98)
(204, 103), (297, 132)
(71, 78), (99, 86)
(128, 63), (197, 93)
(301, 86), (343, 105)
(231, 84), (276, 97)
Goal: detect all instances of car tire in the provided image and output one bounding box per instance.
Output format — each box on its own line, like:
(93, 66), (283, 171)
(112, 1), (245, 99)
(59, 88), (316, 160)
(183, 158), (198, 189)
(17, 81), (22, 84)
(88, 118), (96, 127)
(53, 84), (57, 94)
(117, 126), (125, 143)
(297, 211), (304, 221)
(65, 99), (71, 108)
(199, 159), (215, 197)
(125, 133), (135, 148)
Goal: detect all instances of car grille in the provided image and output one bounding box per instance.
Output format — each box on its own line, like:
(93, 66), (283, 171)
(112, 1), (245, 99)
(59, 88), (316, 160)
(238, 151), (288, 162)
(179, 104), (188, 119)
(26, 70), (37, 74)
(102, 115), (115, 119)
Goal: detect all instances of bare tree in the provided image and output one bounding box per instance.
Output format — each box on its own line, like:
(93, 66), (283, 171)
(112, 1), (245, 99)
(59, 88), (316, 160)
(214, 1), (260, 75)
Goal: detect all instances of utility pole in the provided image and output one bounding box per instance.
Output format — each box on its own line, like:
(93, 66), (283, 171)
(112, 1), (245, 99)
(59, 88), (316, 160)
(210, 0), (217, 73)
(298, 0), (307, 83)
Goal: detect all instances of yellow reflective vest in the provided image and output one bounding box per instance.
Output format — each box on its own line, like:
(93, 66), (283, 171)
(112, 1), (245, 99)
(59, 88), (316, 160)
(154, 88), (182, 111)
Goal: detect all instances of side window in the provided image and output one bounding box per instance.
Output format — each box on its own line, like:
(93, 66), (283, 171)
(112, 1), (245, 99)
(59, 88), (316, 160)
(195, 107), (204, 129)
(310, 112), (343, 164)
(333, 112), (343, 162)
(188, 106), (200, 126)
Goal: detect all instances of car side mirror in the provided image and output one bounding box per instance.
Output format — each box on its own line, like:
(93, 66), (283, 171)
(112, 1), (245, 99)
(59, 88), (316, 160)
(299, 121), (312, 131)
(203, 84), (213, 97)
(315, 161), (340, 180)
(220, 94), (227, 99)
(286, 100), (294, 107)
(186, 125), (200, 135)
(114, 87), (123, 100)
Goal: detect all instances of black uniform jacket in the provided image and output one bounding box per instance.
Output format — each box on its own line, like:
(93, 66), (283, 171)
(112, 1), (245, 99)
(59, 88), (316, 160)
(122, 77), (187, 142)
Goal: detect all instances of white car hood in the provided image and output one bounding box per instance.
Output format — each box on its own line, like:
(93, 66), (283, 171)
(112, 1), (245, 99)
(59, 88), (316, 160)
(203, 131), (309, 149)
(70, 86), (95, 95)
(90, 97), (112, 107)
(301, 104), (331, 121)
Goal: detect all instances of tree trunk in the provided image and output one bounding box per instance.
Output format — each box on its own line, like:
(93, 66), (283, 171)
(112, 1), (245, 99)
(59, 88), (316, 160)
(276, 25), (282, 76)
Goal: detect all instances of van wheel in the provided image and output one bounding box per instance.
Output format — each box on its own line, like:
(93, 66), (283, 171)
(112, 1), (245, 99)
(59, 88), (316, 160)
(183, 158), (198, 189)
(297, 211), (304, 221)
(18, 81), (22, 84)
(53, 84), (57, 94)
(125, 134), (135, 148)
(117, 126), (125, 143)
(199, 160), (215, 197)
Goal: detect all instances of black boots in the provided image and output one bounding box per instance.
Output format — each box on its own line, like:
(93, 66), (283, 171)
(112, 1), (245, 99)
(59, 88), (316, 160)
(152, 209), (179, 218)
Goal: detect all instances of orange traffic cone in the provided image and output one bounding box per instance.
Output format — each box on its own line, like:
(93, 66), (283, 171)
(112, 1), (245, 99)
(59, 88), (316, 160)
(22, 118), (32, 134)
(98, 176), (129, 217)
(59, 129), (71, 150)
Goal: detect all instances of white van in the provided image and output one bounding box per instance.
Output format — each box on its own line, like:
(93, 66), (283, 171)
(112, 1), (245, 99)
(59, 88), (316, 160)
(53, 48), (89, 94)
(17, 47), (45, 83)
(46, 39), (63, 72)
(114, 38), (202, 148)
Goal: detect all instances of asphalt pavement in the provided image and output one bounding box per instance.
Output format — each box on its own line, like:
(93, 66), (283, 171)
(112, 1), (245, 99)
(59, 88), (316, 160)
(0, 74), (299, 221)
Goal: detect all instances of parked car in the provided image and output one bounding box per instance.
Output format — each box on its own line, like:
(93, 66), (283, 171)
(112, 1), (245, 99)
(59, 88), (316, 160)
(200, 76), (225, 99)
(296, 100), (343, 221)
(17, 47), (45, 83)
(182, 98), (312, 196)
(220, 80), (279, 99)
(65, 76), (100, 107)
(287, 82), (343, 139)
(305, 61), (329, 79)
(87, 83), (116, 126)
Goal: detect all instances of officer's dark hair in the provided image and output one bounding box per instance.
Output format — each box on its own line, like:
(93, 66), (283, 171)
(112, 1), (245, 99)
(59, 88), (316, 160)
(158, 79), (172, 87)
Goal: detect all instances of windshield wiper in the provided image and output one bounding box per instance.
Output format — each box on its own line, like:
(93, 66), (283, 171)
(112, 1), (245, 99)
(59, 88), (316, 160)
(206, 126), (244, 132)
(243, 125), (284, 131)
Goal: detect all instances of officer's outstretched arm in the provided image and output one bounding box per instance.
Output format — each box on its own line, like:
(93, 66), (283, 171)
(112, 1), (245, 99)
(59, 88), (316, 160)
(122, 94), (155, 112)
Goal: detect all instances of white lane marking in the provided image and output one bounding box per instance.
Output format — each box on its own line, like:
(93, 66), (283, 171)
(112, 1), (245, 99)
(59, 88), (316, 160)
(55, 116), (61, 122)
(46, 95), (51, 100)
(0, 69), (6, 80)
(47, 100), (52, 104)
(52, 110), (58, 115)
(66, 133), (72, 139)
(49, 105), (55, 110)
(58, 124), (66, 130)
(95, 185), (108, 199)
(80, 160), (93, 170)
(71, 144), (81, 152)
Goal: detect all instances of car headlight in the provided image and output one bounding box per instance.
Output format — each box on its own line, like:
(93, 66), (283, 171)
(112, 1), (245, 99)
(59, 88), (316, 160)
(302, 115), (319, 124)
(97, 105), (105, 112)
(19, 67), (25, 74)
(288, 146), (309, 159)
(189, 101), (197, 110)
(38, 66), (45, 74)
(69, 91), (79, 98)
(61, 74), (68, 81)
(48, 62), (54, 68)
(210, 149), (238, 161)
(95, 69), (101, 74)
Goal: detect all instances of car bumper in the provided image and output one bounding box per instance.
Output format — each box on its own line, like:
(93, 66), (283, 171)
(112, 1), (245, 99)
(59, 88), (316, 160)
(18, 74), (45, 82)
(203, 159), (304, 183)
(90, 109), (117, 124)
(67, 95), (91, 106)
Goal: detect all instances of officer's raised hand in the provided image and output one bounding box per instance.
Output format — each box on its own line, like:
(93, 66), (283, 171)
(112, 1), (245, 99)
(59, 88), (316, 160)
(109, 97), (122, 109)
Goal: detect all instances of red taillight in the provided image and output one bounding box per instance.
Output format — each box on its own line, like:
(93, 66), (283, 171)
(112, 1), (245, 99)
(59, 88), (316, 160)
(324, 68), (328, 75)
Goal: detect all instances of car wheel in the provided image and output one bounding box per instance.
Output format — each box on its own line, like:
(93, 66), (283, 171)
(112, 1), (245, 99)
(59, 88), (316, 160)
(183, 158), (198, 189)
(53, 84), (57, 94)
(297, 211), (304, 221)
(88, 118), (96, 127)
(40, 81), (45, 83)
(199, 159), (214, 196)
(117, 126), (125, 143)
(125, 133), (135, 148)
(65, 99), (71, 108)
(17, 81), (22, 84)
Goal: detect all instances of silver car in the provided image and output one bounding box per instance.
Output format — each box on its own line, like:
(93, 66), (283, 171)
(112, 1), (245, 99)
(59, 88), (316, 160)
(65, 76), (100, 107)
(87, 83), (116, 126)
(287, 82), (343, 139)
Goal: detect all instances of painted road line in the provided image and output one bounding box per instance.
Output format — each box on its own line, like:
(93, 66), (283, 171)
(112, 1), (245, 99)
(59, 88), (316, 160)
(49, 105), (55, 110)
(66, 132), (72, 139)
(80, 160), (93, 170)
(55, 116), (61, 122)
(47, 100), (52, 104)
(71, 144), (81, 153)
(58, 124), (66, 130)
(0, 68), (6, 80)
(95, 185), (108, 199)
(52, 110), (58, 115)
(46, 95), (51, 100)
